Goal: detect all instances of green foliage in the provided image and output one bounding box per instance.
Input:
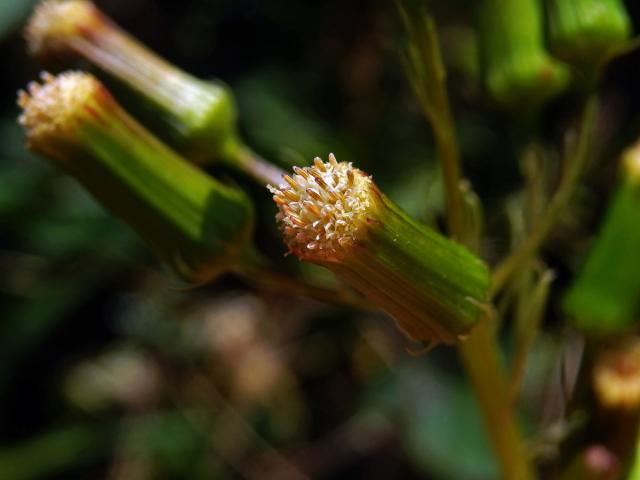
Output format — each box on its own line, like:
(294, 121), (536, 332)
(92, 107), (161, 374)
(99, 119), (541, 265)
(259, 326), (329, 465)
(400, 364), (497, 479)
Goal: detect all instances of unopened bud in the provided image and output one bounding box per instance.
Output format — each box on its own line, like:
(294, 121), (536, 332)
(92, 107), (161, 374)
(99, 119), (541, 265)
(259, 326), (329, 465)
(18, 71), (254, 283)
(547, 0), (632, 71)
(564, 142), (640, 335)
(478, 0), (570, 108)
(268, 154), (490, 345)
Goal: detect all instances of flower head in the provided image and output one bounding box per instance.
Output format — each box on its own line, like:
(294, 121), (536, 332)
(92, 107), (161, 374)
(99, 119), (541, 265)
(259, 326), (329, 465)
(268, 155), (490, 345)
(26, 0), (100, 57)
(18, 71), (103, 152)
(268, 154), (374, 261)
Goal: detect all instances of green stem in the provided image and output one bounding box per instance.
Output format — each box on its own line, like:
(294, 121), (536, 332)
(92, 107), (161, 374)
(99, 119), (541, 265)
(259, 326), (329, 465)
(400, 7), (467, 240)
(433, 108), (466, 243)
(509, 266), (554, 402)
(420, 22), (466, 242)
(393, 5), (534, 476)
(428, 22), (535, 480)
(458, 321), (535, 480)
(425, 59), (534, 474)
(491, 94), (598, 297)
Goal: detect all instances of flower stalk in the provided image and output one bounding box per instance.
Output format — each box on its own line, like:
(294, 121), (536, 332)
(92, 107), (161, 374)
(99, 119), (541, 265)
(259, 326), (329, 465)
(18, 71), (255, 283)
(394, 1), (467, 241)
(268, 154), (490, 345)
(26, 0), (283, 185)
(394, 4), (535, 476)
(458, 320), (535, 480)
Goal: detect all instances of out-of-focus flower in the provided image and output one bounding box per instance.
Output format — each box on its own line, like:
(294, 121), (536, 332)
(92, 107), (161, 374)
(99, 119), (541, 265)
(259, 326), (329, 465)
(593, 338), (640, 411)
(64, 346), (162, 411)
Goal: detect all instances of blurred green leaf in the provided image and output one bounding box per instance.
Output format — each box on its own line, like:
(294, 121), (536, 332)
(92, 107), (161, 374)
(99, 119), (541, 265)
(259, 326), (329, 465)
(399, 364), (498, 480)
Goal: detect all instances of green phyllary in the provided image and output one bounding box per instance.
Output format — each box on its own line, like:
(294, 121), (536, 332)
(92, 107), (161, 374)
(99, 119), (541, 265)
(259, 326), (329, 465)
(478, 0), (570, 108)
(564, 143), (640, 335)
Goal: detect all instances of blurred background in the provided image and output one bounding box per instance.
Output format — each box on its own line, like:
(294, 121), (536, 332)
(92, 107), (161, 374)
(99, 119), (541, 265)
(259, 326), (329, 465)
(1, 1), (640, 478)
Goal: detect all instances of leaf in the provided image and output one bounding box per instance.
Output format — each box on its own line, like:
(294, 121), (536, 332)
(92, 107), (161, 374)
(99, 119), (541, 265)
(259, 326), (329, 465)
(399, 364), (498, 480)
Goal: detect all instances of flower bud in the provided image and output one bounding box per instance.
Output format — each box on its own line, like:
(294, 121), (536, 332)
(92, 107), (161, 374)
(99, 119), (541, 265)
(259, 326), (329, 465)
(268, 154), (490, 345)
(547, 0), (632, 71)
(478, 0), (570, 108)
(18, 71), (254, 283)
(26, 0), (240, 166)
(564, 143), (640, 335)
